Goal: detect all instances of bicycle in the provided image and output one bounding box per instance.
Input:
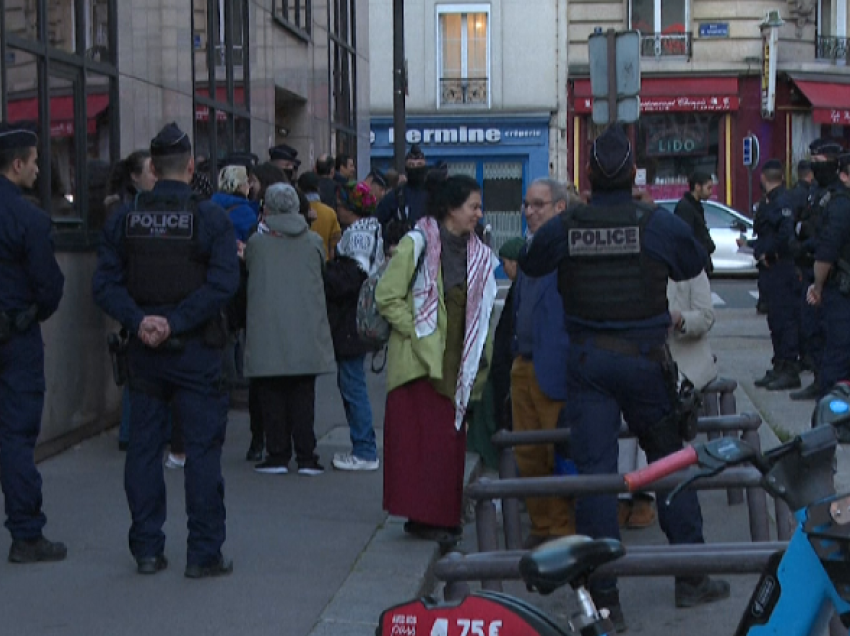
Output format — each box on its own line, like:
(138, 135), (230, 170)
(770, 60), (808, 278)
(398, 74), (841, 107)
(378, 390), (850, 636)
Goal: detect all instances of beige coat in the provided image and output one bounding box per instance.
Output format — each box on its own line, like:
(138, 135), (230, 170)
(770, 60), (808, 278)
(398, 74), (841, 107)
(667, 272), (717, 391)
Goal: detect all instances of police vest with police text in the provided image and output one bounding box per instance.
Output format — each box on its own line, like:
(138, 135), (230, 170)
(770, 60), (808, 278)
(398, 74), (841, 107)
(558, 202), (669, 323)
(124, 192), (208, 306)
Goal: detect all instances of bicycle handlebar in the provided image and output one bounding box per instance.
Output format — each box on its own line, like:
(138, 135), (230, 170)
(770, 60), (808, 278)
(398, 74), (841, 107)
(624, 446), (699, 492)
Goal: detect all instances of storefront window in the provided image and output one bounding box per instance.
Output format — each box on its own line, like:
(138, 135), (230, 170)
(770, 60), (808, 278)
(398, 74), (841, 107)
(483, 162), (523, 253)
(636, 113), (720, 201)
(192, 0), (251, 175)
(330, 0), (357, 158)
(438, 7), (489, 107)
(1, 0), (118, 244)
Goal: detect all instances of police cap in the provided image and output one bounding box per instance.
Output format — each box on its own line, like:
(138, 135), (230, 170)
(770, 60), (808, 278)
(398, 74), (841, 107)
(797, 159), (812, 173)
(269, 144), (299, 163)
(809, 138), (844, 157)
(0, 123), (38, 152)
(150, 123), (191, 156)
(222, 151), (259, 170)
(838, 153), (850, 170)
(368, 169), (387, 188)
(406, 144), (426, 161)
(763, 159), (783, 171)
(590, 124), (633, 179)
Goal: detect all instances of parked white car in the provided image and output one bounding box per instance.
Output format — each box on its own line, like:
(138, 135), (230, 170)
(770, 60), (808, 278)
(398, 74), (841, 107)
(657, 199), (757, 276)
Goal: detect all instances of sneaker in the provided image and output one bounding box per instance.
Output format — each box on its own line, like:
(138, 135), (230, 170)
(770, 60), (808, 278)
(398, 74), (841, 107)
(8, 536), (67, 563)
(254, 457), (289, 474)
(136, 554), (168, 575)
(165, 453), (185, 470)
(675, 576), (731, 608)
(332, 453), (379, 471)
(184, 555), (233, 579)
(298, 461), (325, 476)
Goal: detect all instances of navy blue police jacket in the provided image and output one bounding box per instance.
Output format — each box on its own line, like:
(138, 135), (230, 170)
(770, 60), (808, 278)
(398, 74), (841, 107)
(92, 180), (240, 336)
(815, 183), (850, 266)
(519, 190), (706, 347)
(0, 176), (64, 319)
(747, 185), (795, 264)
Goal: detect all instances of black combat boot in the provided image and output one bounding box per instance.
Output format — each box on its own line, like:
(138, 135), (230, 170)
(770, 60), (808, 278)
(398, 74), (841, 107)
(8, 536), (67, 563)
(766, 361), (802, 391)
(754, 367), (778, 387)
(790, 379), (821, 401)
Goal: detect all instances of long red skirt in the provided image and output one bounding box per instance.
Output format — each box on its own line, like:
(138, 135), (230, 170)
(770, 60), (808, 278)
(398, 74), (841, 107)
(383, 379), (467, 527)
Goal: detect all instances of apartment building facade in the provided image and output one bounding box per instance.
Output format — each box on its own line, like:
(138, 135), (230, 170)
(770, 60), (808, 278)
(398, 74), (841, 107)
(568, 0), (850, 212)
(0, 0), (369, 448)
(368, 0), (569, 253)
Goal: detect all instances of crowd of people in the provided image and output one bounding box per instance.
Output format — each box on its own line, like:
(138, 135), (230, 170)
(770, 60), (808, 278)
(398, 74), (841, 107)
(6, 114), (850, 632)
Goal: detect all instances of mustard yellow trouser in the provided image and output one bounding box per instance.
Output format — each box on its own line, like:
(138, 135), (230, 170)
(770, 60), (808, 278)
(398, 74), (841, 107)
(510, 358), (575, 537)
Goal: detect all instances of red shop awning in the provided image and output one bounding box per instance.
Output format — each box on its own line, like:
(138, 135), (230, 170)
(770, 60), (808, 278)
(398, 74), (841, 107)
(791, 78), (850, 125)
(7, 93), (110, 137)
(572, 77), (740, 114)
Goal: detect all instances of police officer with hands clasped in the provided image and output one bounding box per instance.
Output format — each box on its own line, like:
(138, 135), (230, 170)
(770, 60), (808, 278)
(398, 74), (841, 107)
(805, 150), (850, 398)
(737, 159), (801, 391)
(0, 123), (66, 564)
(93, 123), (240, 577)
(519, 125), (729, 633)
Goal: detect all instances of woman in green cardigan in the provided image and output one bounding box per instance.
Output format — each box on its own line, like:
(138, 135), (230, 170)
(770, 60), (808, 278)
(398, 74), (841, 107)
(376, 175), (499, 544)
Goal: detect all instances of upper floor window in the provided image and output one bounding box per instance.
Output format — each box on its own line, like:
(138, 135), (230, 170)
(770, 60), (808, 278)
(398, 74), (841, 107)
(630, 0), (692, 58)
(274, 0), (312, 40)
(816, 0), (849, 61)
(437, 4), (490, 108)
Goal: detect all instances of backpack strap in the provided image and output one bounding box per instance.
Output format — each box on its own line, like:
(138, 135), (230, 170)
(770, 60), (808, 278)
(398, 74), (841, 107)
(407, 227), (428, 291)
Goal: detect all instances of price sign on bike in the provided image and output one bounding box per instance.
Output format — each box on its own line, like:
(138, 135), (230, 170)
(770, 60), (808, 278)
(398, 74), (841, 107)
(379, 596), (543, 636)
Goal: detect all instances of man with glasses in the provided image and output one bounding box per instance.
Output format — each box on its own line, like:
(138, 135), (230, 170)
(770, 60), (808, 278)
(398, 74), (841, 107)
(510, 179), (575, 548)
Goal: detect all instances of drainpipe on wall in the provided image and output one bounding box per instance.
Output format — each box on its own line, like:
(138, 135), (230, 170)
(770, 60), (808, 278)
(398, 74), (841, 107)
(550, 0), (570, 182)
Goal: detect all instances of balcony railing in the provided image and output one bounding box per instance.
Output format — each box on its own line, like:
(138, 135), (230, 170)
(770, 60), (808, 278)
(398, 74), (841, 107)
(639, 32), (693, 59)
(440, 77), (488, 106)
(816, 35), (849, 62)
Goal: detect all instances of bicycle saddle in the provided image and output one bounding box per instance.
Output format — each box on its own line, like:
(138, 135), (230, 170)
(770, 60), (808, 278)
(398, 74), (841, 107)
(518, 535), (625, 595)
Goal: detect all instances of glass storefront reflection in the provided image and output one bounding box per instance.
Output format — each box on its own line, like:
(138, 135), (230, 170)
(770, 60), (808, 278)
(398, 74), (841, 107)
(47, 72), (78, 219)
(4, 0), (38, 41)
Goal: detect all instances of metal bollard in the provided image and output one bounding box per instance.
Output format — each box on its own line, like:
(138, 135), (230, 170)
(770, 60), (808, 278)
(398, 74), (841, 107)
(718, 387), (744, 505)
(475, 494), (503, 592)
(441, 553), (472, 601)
(497, 447), (524, 550)
(742, 429), (770, 541)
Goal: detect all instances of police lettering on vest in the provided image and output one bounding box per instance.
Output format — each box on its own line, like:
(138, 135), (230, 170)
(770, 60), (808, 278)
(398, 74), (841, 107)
(124, 194), (208, 306)
(569, 226), (640, 256)
(126, 211), (194, 239)
(558, 203), (669, 323)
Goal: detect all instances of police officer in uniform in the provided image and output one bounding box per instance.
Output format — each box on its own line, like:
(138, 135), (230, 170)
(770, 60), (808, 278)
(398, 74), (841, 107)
(806, 151), (850, 397)
(739, 160), (801, 391)
(519, 126), (728, 631)
(93, 123), (240, 577)
(790, 144), (841, 399)
(268, 144), (300, 182)
(0, 124), (66, 564)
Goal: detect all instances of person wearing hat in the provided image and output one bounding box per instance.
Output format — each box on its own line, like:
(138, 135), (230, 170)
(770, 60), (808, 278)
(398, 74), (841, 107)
(520, 125), (727, 629)
(806, 149), (850, 398)
(0, 124), (66, 564)
(738, 160), (801, 391)
(242, 183), (335, 476)
(789, 155), (822, 400)
(93, 122), (240, 578)
(509, 179), (576, 547)
(268, 144), (300, 182)
(375, 144), (431, 243)
(790, 141), (843, 400)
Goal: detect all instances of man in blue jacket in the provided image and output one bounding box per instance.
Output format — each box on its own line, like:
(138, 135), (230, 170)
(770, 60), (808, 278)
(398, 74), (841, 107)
(511, 178), (574, 548)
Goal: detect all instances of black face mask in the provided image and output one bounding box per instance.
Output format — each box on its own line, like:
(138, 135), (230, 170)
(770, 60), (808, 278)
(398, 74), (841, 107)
(812, 160), (839, 188)
(406, 166), (427, 187)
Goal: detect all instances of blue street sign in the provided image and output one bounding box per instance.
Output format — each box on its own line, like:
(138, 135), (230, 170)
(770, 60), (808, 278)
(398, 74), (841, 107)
(699, 23), (729, 38)
(743, 135), (760, 168)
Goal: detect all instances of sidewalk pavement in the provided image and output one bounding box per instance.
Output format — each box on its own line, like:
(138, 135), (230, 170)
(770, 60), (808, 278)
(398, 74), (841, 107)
(4, 302), (843, 636)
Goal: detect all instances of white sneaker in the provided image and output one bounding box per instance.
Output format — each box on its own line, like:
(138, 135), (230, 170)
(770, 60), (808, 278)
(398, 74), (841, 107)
(332, 453), (379, 471)
(165, 454), (185, 470)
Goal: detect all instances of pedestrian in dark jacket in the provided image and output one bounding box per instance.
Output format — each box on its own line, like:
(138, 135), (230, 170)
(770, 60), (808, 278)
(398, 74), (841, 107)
(326, 200), (384, 472)
(674, 172), (717, 272)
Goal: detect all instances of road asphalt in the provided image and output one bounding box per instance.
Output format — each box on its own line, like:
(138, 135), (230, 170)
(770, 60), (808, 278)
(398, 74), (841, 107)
(3, 286), (844, 636)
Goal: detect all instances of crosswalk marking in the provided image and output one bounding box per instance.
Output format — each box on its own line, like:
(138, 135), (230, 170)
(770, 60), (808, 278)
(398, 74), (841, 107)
(711, 292), (726, 307)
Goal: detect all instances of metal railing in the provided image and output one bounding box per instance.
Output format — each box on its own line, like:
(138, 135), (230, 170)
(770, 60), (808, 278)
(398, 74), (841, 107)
(816, 35), (849, 62)
(440, 77), (488, 106)
(639, 32), (693, 58)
